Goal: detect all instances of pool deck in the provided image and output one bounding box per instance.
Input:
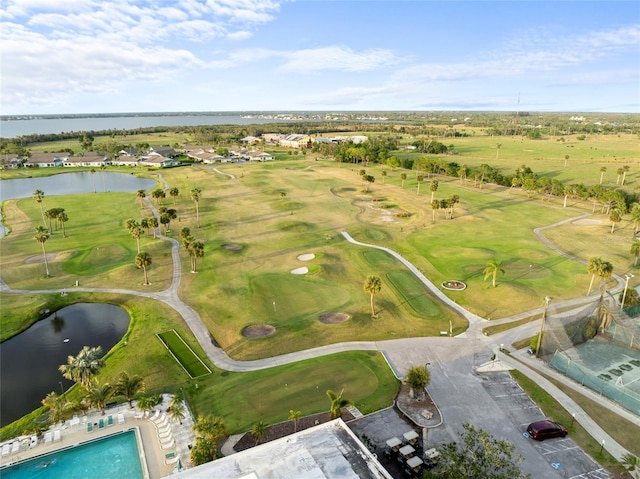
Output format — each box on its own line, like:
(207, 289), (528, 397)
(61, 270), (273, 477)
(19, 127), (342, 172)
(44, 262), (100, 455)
(0, 398), (196, 479)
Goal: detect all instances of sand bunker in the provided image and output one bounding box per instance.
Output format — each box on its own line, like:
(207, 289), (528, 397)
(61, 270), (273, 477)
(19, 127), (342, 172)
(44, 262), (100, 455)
(573, 219), (603, 226)
(291, 267), (309, 275)
(297, 253), (315, 261)
(24, 252), (60, 264)
(221, 244), (243, 250)
(241, 324), (276, 338)
(319, 312), (351, 324)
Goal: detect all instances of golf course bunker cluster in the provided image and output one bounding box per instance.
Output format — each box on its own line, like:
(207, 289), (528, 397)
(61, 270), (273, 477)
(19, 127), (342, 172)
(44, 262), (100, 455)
(291, 253), (315, 274)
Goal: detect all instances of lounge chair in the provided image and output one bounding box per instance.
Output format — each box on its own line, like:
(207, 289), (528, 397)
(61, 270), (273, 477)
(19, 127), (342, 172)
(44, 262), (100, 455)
(107, 415), (114, 427)
(11, 442), (20, 454)
(159, 434), (173, 444)
(161, 439), (175, 450)
(53, 430), (61, 442)
(44, 431), (53, 444)
(117, 413), (125, 425)
(133, 411), (144, 420)
(2, 443), (11, 456)
(158, 429), (172, 439)
(87, 422), (94, 433)
(29, 435), (38, 448)
(165, 454), (179, 466)
(149, 410), (160, 421)
(98, 418), (105, 429)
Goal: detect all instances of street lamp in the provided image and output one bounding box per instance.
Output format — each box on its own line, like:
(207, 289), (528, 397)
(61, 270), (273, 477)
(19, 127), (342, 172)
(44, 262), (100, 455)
(621, 273), (634, 310)
(535, 297), (551, 357)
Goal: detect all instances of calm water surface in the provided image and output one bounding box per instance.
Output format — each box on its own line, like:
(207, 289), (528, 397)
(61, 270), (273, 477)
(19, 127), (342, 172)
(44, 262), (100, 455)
(0, 114), (300, 137)
(0, 430), (143, 479)
(0, 303), (130, 427)
(0, 172), (156, 237)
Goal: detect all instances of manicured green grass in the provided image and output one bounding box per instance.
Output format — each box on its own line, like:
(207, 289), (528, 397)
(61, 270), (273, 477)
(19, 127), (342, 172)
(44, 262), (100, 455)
(187, 351), (399, 433)
(158, 330), (212, 378)
(511, 369), (635, 474)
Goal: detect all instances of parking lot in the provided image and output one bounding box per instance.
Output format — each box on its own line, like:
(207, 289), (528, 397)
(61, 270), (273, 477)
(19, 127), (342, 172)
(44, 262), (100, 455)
(349, 369), (610, 479)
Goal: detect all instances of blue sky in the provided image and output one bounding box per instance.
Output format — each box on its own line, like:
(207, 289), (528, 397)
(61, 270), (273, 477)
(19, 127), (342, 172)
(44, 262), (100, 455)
(1, 0), (638, 114)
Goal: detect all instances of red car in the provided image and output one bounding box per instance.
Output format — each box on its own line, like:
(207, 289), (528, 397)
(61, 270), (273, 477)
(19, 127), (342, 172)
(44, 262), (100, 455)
(527, 420), (568, 440)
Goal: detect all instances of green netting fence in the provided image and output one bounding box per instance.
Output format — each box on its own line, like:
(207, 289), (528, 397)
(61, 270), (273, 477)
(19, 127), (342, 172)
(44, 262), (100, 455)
(549, 350), (640, 415)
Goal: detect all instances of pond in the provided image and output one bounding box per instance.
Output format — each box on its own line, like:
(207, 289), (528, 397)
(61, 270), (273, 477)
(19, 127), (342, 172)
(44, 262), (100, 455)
(0, 172), (157, 237)
(0, 303), (130, 428)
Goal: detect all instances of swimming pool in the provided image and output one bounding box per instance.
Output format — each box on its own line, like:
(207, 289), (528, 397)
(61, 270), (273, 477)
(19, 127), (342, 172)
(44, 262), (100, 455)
(0, 429), (145, 479)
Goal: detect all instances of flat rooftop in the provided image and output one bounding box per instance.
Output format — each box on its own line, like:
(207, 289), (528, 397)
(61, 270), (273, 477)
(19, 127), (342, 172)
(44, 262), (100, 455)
(170, 419), (393, 479)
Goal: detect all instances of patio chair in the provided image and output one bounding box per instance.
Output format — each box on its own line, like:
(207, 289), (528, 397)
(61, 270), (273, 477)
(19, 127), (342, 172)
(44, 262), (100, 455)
(107, 415), (114, 427)
(117, 413), (125, 425)
(44, 431), (53, 444)
(98, 418), (105, 429)
(87, 422), (94, 433)
(53, 430), (61, 442)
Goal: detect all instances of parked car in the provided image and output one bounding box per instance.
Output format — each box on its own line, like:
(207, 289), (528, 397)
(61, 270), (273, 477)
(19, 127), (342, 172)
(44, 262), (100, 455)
(527, 420), (568, 440)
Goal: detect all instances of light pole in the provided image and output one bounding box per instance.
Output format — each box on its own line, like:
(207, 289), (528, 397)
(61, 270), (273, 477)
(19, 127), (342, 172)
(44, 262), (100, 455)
(621, 273), (634, 310)
(535, 297), (551, 357)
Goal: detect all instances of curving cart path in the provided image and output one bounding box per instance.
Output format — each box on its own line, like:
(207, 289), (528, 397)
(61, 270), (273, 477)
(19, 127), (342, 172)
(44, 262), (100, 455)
(0, 190), (635, 461)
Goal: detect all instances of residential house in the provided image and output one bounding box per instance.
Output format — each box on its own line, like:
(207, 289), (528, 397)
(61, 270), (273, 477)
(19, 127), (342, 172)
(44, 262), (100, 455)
(148, 146), (179, 158)
(63, 152), (111, 167)
(0, 154), (23, 169)
(246, 151), (274, 162)
(118, 148), (139, 157)
(201, 153), (227, 164)
(138, 156), (181, 168)
(240, 136), (261, 145)
(24, 152), (68, 168)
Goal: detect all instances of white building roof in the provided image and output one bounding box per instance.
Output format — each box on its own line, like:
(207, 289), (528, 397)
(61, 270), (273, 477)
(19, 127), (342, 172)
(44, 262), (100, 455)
(169, 419), (392, 479)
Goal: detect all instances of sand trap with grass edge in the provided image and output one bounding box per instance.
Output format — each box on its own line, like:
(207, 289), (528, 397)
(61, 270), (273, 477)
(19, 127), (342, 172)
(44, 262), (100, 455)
(291, 267), (309, 275)
(297, 253), (315, 261)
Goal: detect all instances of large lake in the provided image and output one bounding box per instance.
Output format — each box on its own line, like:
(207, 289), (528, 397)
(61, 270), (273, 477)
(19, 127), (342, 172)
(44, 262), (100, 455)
(0, 303), (131, 428)
(0, 113), (310, 137)
(0, 172), (156, 237)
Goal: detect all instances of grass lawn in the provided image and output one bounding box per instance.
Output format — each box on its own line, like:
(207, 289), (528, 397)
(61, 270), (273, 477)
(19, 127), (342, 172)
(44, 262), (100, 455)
(187, 351), (399, 433)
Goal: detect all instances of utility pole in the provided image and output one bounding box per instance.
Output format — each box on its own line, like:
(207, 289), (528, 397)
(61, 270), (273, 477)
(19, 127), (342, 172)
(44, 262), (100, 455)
(535, 297), (551, 357)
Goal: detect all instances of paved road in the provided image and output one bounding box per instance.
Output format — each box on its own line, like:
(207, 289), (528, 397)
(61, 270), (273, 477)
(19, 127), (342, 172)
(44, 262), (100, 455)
(1, 189), (636, 468)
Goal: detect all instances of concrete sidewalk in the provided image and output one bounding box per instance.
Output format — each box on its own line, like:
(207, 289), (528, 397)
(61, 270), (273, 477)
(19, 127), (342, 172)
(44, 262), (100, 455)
(497, 349), (635, 461)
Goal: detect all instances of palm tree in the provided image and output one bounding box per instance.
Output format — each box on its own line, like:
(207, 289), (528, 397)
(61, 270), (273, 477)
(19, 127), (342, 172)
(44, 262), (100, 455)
(564, 154), (570, 167)
(586, 257), (603, 295)
(126, 219), (143, 253)
(135, 251), (152, 285)
(599, 166), (607, 184)
(41, 391), (71, 424)
(34, 226), (51, 277)
(616, 167), (624, 185)
(100, 165), (107, 192)
(620, 453), (639, 479)
(191, 415), (227, 465)
(621, 165), (630, 186)
(609, 208), (622, 233)
(85, 380), (113, 414)
(168, 394), (186, 424)
(136, 189), (146, 208)
(631, 204), (640, 233)
(416, 174), (424, 195)
(152, 188), (165, 205)
(191, 187), (202, 227)
(326, 389), (352, 420)
(483, 260), (505, 288)
(495, 143), (502, 159)
(459, 164), (468, 184)
(59, 346), (105, 390)
(631, 239), (640, 267)
(363, 174), (375, 192)
(188, 239), (205, 273)
(251, 421), (269, 446)
(380, 170), (387, 184)
(429, 179), (439, 203)
(147, 216), (159, 238)
(134, 394), (155, 417)
(33, 189), (47, 227)
(114, 372), (146, 407)
(44, 208), (58, 234)
(289, 410), (301, 433)
(58, 211), (69, 238)
(363, 275), (382, 317)
(400, 173), (407, 189)
(169, 187), (180, 205)
(431, 199), (440, 223)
